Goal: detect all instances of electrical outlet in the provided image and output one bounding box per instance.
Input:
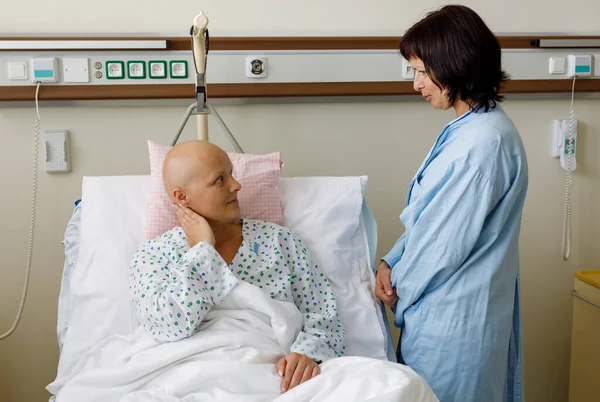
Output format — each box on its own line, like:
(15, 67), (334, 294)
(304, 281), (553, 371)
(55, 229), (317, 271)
(106, 61), (124, 79)
(127, 61), (146, 79)
(246, 56), (267, 78)
(149, 61), (167, 79)
(170, 60), (188, 78)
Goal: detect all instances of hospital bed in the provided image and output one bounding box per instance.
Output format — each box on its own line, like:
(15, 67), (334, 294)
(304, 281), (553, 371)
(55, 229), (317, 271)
(45, 11), (438, 402)
(46, 172), (441, 401)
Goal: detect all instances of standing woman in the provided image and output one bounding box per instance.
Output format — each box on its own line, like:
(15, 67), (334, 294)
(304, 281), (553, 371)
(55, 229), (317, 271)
(375, 5), (528, 402)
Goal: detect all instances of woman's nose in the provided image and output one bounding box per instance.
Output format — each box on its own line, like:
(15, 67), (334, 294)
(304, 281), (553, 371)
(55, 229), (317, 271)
(231, 177), (241, 192)
(413, 76), (424, 92)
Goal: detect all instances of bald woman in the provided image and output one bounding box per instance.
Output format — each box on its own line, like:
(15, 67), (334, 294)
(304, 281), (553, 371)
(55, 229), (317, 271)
(128, 141), (345, 392)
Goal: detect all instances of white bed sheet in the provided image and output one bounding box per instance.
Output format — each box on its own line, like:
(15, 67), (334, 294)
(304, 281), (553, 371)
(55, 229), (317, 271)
(48, 175), (420, 402)
(51, 282), (436, 402)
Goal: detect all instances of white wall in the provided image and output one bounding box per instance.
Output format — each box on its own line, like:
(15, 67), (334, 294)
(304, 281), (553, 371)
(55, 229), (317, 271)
(1, 1), (600, 402)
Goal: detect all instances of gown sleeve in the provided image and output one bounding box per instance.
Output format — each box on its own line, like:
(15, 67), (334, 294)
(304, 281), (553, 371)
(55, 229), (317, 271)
(281, 231), (346, 362)
(381, 233), (406, 269)
(129, 228), (239, 341)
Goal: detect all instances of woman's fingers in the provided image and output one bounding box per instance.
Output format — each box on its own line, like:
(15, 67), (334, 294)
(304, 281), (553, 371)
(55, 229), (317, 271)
(375, 279), (394, 302)
(280, 355), (299, 392)
(288, 360), (306, 390)
(175, 204), (195, 221)
(300, 364), (314, 384)
(382, 275), (394, 296)
(276, 356), (287, 377)
(377, 265), (394, 296)
(173, 205), (191, 226)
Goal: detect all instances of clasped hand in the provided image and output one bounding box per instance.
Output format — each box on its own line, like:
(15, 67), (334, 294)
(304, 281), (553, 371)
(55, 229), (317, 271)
(375, 261), (399, 307)
(277, 352), (320, 393)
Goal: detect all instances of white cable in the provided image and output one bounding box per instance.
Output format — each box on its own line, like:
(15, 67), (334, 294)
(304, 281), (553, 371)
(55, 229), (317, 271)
(562, 76), (576, 261)
(0, 81), (40, 340)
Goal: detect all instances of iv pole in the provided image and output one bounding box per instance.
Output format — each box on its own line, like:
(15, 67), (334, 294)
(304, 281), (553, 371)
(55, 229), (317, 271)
(171, 12), (244, 153)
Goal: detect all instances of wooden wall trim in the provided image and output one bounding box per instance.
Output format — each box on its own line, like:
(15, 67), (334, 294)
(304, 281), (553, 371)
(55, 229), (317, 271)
(1, 35), (600, 51)
(173, 35), (600, 51)
(2, 79), (599, 102)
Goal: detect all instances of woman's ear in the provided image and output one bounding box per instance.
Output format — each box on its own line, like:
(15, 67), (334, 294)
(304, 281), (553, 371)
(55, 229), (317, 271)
(172, 188), (189, 205)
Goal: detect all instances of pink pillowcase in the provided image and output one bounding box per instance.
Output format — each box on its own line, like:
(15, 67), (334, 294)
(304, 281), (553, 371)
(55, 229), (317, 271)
(145, 140), (283, 240)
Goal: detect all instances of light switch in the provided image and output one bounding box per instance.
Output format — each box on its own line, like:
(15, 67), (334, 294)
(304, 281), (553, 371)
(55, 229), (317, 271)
(63, 58), (89, 83)
(549, 57), (566, 75)
(8, 62), (28, 80)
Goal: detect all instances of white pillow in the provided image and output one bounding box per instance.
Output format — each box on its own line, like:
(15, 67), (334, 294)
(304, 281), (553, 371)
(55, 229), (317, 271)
(54, 176), (149, 383)
(51, 175), (392, 389)
(279, 176), (389, 360)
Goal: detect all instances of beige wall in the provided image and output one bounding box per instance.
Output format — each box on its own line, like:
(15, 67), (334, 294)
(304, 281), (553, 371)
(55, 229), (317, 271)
(2, 1), (600, 401)
(1, 98), (600, 402)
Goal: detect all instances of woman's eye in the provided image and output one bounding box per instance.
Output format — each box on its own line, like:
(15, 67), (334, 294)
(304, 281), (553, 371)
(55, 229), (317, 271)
(216, 176), (223, 183)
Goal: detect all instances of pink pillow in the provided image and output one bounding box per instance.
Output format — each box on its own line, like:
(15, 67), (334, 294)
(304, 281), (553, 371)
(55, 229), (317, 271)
(145, 140), (283, 240)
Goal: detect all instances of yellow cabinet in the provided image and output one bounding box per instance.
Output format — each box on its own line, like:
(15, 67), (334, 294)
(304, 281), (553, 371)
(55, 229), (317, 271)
(569, 271), (600, 402)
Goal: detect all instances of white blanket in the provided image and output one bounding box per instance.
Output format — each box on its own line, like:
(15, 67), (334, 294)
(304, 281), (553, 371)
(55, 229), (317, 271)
(49, 282), (438, 402)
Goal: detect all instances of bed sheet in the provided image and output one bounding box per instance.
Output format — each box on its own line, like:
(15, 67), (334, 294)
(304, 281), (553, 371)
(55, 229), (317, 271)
(50, 281), (436, 401)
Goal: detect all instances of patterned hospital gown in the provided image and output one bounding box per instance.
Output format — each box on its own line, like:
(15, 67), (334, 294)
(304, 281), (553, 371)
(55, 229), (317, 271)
(129, 219), (345, 363)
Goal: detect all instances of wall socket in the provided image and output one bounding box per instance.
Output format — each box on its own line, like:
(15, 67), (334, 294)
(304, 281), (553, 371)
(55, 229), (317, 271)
(127, 61), (145, 79)
(106, 61), (124, 79)
(170, 61), (188, 78)
(149, 61), (167, 78)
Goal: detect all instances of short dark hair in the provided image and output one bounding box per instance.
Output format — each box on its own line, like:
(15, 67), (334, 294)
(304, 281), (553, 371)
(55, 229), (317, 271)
(399, 5), (509, 112)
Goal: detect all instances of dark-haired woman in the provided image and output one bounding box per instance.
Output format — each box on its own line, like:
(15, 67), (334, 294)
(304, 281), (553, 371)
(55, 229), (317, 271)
(375, 5), (528, 402)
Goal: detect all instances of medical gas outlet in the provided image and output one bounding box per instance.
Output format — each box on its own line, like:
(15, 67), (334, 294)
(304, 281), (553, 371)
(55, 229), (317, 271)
(246, 56), (267, 78)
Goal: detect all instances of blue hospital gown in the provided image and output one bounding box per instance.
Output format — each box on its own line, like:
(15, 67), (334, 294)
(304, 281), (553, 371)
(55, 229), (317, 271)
(129, 219), (345, 363)
(383, 105), (528, 402)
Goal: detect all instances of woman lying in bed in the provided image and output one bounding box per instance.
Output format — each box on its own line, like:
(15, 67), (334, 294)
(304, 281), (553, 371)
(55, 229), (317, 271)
(129, 140), (345, 394)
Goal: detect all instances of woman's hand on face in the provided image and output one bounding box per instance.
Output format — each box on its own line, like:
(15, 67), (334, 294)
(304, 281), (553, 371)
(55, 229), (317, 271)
(173, 204), (215, 248)
(375, 261), (399, 307)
